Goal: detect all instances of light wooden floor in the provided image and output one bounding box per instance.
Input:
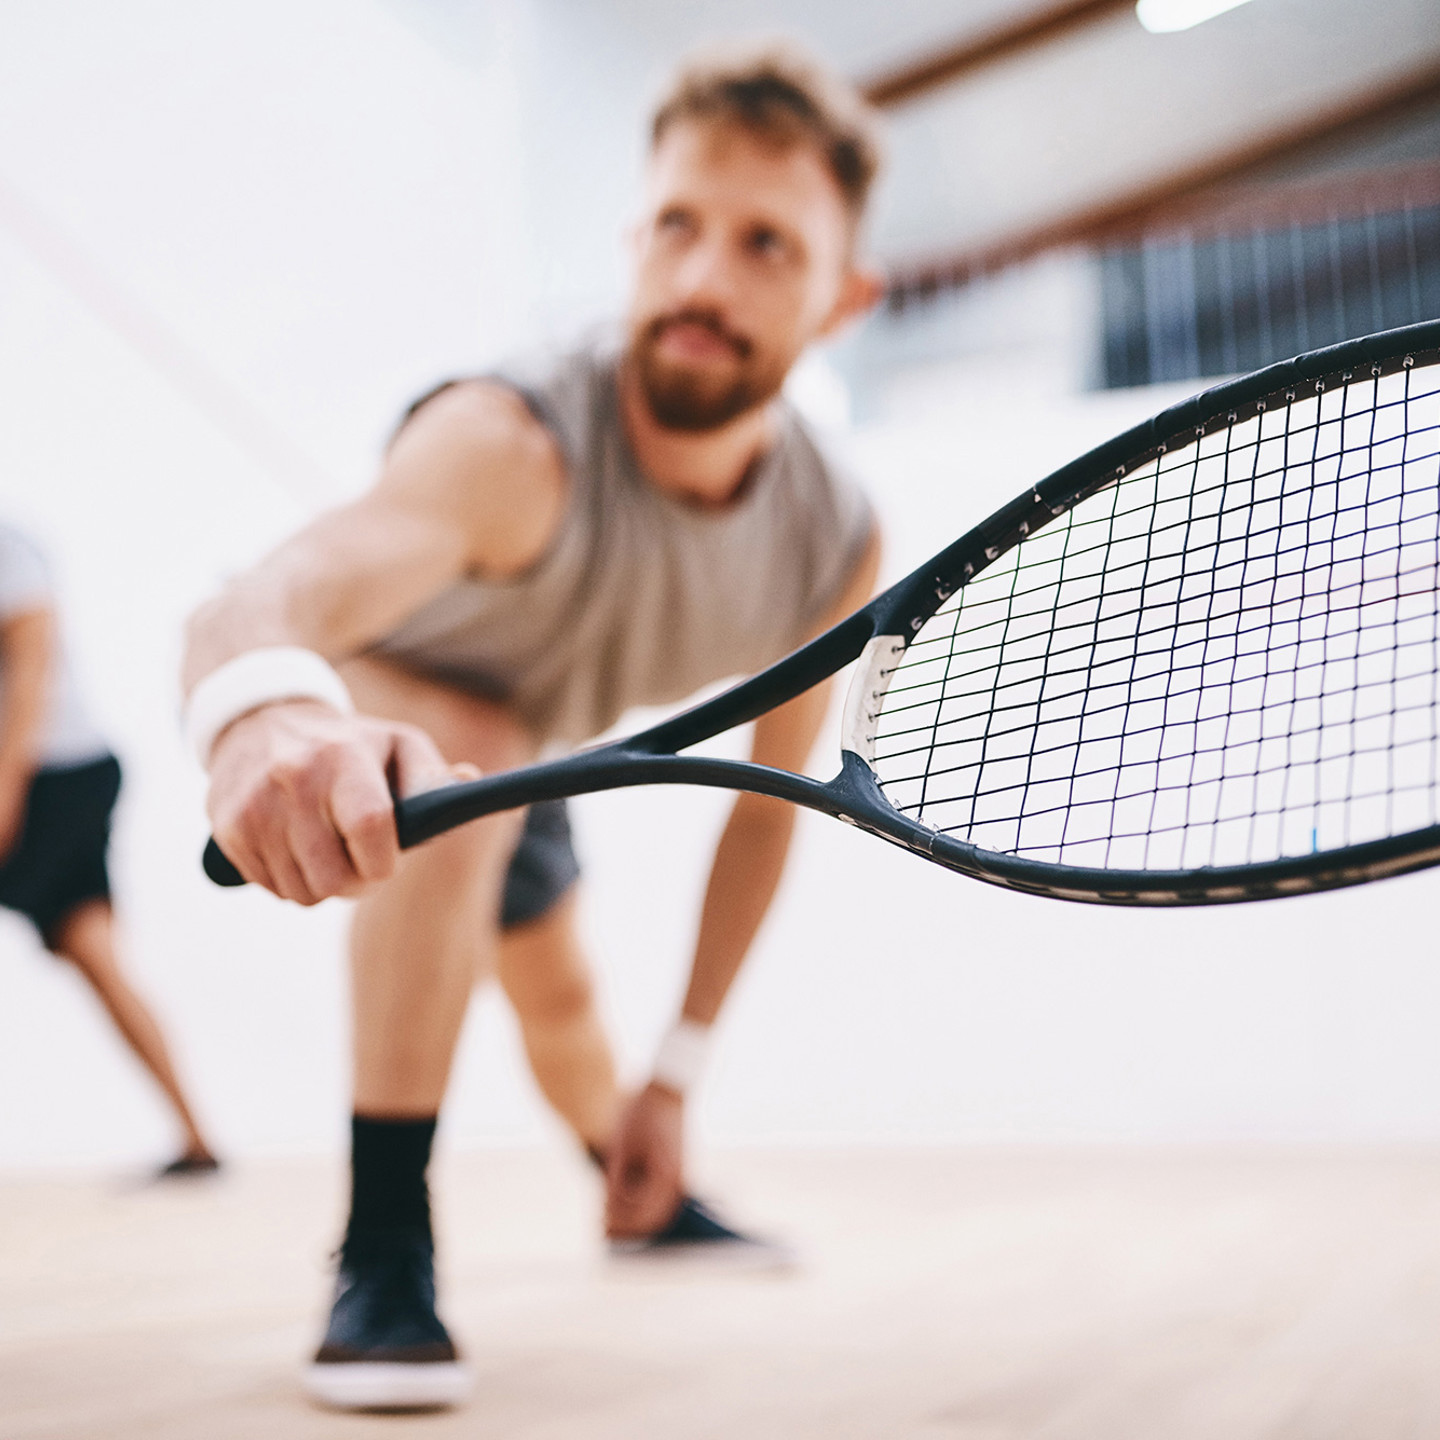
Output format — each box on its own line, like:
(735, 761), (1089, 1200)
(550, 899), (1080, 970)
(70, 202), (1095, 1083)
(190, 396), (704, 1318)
(4, 1147), (1440, 1438)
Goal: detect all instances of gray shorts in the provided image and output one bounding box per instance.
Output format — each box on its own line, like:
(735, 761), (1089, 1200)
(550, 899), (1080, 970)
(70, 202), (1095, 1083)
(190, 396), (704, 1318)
(500, 799), (580, 929)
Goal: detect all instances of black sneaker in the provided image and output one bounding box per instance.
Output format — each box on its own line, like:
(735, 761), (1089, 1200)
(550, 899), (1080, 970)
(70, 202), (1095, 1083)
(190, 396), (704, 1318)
(608, 1196), (798, 1272)
(303, 1229), (471, 1411)
(154, 1153), (222, 1181)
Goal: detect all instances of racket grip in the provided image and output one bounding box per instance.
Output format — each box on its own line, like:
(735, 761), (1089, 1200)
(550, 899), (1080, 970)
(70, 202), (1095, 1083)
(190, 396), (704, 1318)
(203, 838), (248, 887)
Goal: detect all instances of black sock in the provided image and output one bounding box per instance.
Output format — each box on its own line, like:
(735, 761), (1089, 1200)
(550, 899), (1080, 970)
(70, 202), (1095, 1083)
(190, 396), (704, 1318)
(345, 1114), (437, 1245)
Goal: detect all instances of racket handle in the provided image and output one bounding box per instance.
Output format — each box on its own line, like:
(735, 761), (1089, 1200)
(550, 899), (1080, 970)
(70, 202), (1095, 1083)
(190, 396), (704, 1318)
(203, 838), (247, 887)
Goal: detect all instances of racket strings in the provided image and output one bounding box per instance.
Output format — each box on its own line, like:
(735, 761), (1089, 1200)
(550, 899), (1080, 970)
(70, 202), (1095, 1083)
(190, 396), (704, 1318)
(871, 360), (1440, 871)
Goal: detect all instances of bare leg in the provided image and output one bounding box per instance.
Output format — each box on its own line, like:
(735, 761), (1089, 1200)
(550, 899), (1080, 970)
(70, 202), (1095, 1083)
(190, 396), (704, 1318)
(497, 892), (621, 1155)
(341, 657), (533, 1117)
(49, 899), (214, 1159)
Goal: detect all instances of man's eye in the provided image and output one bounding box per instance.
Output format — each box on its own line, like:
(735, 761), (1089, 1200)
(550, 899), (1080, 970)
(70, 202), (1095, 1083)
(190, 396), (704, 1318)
(747, 228), (788, 260)
(657, 210), (694, 236)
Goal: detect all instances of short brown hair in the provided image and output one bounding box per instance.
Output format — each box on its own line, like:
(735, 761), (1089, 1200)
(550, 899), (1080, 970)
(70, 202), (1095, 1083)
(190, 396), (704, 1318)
(650, 41), (883, 223)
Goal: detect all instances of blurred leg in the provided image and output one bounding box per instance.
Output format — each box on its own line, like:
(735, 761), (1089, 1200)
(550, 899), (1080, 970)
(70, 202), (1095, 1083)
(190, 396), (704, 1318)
(306, 659), (535, 1411)
(340, 655), (533, 1117)
(498, 891), (621, 1155)
(49, 898), (213, 1158)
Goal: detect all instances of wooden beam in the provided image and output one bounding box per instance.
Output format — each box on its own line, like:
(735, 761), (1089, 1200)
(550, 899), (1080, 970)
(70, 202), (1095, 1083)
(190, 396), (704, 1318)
(884, 61), (1440, 307)
(861, 0), (1135, 108)
(1106, 159), (1440, 239)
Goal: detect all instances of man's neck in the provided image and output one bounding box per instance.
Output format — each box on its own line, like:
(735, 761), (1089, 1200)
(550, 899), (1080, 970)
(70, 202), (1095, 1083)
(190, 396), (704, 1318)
(617, 359), (777, 509)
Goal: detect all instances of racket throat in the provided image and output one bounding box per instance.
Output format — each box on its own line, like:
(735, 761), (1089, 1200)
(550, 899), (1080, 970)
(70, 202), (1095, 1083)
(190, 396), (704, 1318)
(836, 634), (938, 853)
(832, 749), (938, 857)
(841, 634), (907, 765)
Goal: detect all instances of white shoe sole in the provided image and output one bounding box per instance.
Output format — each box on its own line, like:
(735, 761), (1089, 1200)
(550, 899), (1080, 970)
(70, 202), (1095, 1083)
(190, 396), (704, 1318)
(302, 1360), (472, 1412)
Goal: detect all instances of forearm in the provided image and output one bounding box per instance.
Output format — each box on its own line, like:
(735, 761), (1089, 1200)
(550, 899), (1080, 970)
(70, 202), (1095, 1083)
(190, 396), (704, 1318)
(183, 574), (316, 692)
(680, 793), (798, 1025)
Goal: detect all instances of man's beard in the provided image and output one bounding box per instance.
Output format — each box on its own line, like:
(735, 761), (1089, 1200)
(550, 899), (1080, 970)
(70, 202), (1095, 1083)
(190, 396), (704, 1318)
(631, 310), (790, 432)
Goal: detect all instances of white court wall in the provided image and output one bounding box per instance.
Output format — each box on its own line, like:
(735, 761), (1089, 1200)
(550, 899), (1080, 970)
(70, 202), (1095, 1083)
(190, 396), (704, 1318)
(1, 1), (1439, 1171)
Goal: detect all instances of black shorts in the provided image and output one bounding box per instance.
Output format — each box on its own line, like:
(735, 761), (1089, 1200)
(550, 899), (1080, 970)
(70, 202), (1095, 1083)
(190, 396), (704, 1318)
(500, 798), (580, 929)
(0, 754), (121, 945)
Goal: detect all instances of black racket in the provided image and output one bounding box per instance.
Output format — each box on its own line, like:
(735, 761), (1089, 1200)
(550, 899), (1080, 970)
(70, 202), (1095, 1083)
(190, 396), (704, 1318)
(206, 319), (1440, 905)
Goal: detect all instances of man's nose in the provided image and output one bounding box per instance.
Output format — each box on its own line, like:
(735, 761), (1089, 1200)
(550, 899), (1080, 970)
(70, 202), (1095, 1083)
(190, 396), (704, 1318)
(671, 233), (739, 308)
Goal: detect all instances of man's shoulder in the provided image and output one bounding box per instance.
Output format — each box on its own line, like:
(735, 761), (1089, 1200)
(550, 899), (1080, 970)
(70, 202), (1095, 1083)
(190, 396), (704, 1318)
(397, 378), (562, 480)
(487, 333), (621, 462)
(380, 376), (570, 580)
(402, 331), (618, 467)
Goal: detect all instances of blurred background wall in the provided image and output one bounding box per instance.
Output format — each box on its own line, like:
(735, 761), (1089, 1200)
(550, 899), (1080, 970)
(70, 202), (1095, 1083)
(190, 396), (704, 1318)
(1, 0), (1438, 1169)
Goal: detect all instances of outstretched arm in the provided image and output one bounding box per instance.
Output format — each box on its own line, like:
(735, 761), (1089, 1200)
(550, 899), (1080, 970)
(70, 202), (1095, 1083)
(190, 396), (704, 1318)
(606, 524), (882, 1236)
(183, 382), (566, 904)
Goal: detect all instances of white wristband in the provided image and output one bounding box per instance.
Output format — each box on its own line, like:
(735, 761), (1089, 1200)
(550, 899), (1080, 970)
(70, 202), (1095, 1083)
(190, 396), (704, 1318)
(651, 1018), (713, 1096)
(184, 646), (354, 767)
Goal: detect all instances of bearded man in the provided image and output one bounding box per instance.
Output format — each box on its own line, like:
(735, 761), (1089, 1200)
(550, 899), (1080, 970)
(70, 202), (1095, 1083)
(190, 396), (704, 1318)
(184, 43), (883, 1412)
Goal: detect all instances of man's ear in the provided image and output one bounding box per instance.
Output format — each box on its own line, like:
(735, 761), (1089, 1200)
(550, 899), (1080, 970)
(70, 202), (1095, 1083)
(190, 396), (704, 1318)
(818, 265), (886, 340)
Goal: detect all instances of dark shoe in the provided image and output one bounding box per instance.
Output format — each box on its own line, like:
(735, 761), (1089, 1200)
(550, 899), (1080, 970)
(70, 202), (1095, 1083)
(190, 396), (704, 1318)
(154, 1153), (222, 1180)
(303, 1229), (471, 1411)
(609, 1196), (798, 1272)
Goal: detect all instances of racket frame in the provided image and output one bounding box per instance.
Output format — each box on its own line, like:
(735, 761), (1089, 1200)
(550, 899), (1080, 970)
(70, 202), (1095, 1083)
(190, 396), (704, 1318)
(213, 319), (1440, 904)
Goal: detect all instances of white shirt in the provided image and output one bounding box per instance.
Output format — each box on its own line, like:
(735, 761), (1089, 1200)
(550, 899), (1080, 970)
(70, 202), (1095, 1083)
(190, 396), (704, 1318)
(0, 523), (110, 769)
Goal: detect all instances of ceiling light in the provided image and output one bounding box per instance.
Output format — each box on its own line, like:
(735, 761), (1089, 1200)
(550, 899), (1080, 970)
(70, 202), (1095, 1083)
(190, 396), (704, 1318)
(1136, 0), (1257, 33)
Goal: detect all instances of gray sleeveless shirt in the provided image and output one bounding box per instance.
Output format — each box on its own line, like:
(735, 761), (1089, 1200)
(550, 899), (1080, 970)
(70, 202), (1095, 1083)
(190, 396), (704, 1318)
(374, 344), (874, 746)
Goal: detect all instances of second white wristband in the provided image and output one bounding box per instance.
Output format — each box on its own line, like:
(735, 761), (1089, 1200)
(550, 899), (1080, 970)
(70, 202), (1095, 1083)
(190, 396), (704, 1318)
(651, 1019), (713, 1096)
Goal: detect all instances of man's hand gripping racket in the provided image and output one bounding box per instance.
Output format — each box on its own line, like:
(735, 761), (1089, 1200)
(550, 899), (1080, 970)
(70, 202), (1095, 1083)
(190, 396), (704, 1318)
(207, 320), (1440, 906)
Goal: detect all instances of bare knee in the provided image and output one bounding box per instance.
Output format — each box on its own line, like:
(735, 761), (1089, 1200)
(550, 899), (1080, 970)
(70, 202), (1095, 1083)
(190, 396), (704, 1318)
(499, 900), (597, 1027)
(512, 963), (596, 1029)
